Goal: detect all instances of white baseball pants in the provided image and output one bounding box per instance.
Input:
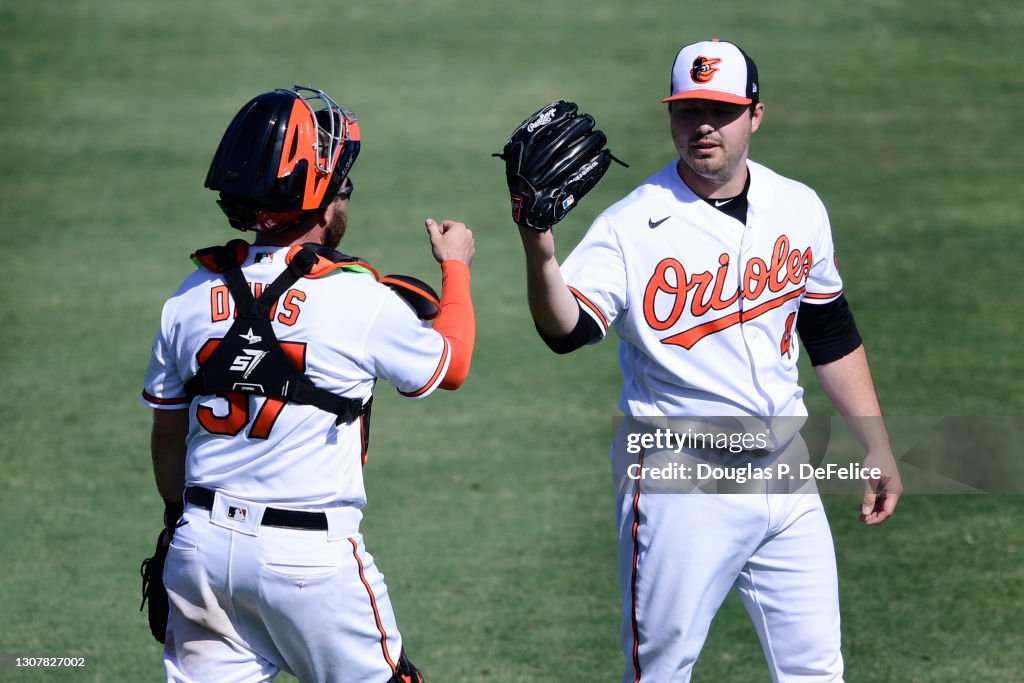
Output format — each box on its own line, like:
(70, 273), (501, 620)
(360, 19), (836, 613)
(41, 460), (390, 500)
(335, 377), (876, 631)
(617, 489), (844, 682)
(162, 497), (405, 683)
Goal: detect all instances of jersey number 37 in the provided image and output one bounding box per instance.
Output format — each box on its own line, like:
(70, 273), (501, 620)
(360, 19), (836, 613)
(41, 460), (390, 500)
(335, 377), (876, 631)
(194, 338), (307, 439)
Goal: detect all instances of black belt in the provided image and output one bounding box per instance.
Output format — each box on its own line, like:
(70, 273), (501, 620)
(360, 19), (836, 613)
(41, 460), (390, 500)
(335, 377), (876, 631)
(185, 487), (328, 531)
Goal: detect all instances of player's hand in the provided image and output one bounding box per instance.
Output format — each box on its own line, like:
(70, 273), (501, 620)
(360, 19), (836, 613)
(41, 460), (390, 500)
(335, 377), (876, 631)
(426, 219), (474, 266)
(859, 447), (902, 525)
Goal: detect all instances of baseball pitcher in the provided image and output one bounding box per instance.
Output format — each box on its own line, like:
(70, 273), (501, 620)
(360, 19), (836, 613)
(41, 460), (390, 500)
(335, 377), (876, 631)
(498, 40), (901, 682)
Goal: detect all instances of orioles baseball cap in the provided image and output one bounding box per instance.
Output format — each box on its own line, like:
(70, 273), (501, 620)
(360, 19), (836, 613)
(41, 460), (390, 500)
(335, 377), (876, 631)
(663, 39), (759, 106)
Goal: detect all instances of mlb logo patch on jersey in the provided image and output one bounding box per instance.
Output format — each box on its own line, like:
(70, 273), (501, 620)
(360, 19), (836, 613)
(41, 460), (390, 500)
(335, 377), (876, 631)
(228, 506), (248, 521)
(255, 251), (275, 264)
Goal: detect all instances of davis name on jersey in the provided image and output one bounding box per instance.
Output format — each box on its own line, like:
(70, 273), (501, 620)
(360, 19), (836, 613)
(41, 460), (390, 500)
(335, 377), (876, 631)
(141, 244), (452, 508)
(561, 160), (843, 418)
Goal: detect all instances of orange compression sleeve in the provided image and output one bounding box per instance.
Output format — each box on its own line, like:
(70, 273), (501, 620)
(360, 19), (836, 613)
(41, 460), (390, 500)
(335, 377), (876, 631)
(433, 260), (475, 390)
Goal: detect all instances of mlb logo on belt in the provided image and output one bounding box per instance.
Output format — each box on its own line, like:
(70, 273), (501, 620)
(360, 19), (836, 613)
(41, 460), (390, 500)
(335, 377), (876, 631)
(228, 506), (248, 522)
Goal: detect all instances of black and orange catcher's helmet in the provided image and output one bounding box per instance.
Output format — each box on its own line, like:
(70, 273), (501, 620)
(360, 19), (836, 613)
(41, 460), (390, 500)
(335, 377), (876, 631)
(205, 85), (360, 232)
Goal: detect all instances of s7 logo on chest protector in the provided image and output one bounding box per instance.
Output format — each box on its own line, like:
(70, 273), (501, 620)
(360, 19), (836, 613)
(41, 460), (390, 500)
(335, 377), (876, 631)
(230, 349), (269, 377)
(194, 339), (309, 440)
(642, 235), (812, 349)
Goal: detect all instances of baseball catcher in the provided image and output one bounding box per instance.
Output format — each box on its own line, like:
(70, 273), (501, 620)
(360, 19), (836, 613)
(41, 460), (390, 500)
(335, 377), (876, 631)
(495, 100), (626, 231)
(140, 84), (472, 682)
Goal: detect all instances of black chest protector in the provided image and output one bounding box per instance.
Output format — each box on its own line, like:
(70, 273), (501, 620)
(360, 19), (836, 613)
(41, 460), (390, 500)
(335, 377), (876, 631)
(183, 244), (369, 426)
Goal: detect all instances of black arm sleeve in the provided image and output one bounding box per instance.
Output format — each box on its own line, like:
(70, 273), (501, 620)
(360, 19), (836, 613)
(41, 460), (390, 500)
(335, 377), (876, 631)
(796, 294), (863, 366)
(536, 302), (603, 354)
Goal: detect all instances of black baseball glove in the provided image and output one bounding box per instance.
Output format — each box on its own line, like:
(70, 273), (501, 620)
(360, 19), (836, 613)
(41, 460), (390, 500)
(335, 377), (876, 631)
(495, 100), (626, 231)
(140, 500), (182, 644)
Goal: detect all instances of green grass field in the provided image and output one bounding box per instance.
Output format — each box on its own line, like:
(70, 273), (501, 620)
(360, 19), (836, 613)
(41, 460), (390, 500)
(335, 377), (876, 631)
(2, 0), (1022, 680)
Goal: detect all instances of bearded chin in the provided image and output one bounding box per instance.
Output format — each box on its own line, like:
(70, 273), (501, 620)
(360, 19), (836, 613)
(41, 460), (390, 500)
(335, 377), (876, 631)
(323, 209), (348, 249)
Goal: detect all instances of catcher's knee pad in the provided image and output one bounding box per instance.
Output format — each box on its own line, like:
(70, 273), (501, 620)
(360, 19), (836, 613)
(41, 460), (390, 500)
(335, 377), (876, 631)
(387, 650), (425, 683)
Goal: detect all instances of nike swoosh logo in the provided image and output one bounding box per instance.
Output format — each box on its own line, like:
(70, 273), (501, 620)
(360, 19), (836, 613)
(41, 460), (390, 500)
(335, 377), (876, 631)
(648, 216), (670, 229)
(714, 198), (734, 207)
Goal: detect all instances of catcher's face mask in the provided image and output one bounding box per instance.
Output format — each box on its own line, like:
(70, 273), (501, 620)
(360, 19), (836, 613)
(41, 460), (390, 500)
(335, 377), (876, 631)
(205, 85), (361, 232)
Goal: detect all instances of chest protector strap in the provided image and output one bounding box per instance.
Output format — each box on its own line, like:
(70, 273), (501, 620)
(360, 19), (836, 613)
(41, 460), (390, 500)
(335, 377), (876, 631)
(184, 245), (368, 425)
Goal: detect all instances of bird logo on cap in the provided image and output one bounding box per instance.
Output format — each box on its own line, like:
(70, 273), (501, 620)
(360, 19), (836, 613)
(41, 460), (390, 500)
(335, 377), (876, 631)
(690, 56), (721, 84)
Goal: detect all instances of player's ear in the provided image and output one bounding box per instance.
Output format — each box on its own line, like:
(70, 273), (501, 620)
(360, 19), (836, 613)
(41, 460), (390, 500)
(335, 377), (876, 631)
(749, 102), (765, 133)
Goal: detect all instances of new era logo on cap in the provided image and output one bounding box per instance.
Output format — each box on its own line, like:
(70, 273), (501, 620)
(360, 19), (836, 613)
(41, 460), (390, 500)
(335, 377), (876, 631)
(663, 39), (759, 106)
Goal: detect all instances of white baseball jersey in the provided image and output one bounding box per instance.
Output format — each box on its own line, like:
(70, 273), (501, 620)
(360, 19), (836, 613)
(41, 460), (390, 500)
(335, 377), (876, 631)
(563, 160), (848, 682)
(141, 243), (451, 508)
(561, 159), (844, 419)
